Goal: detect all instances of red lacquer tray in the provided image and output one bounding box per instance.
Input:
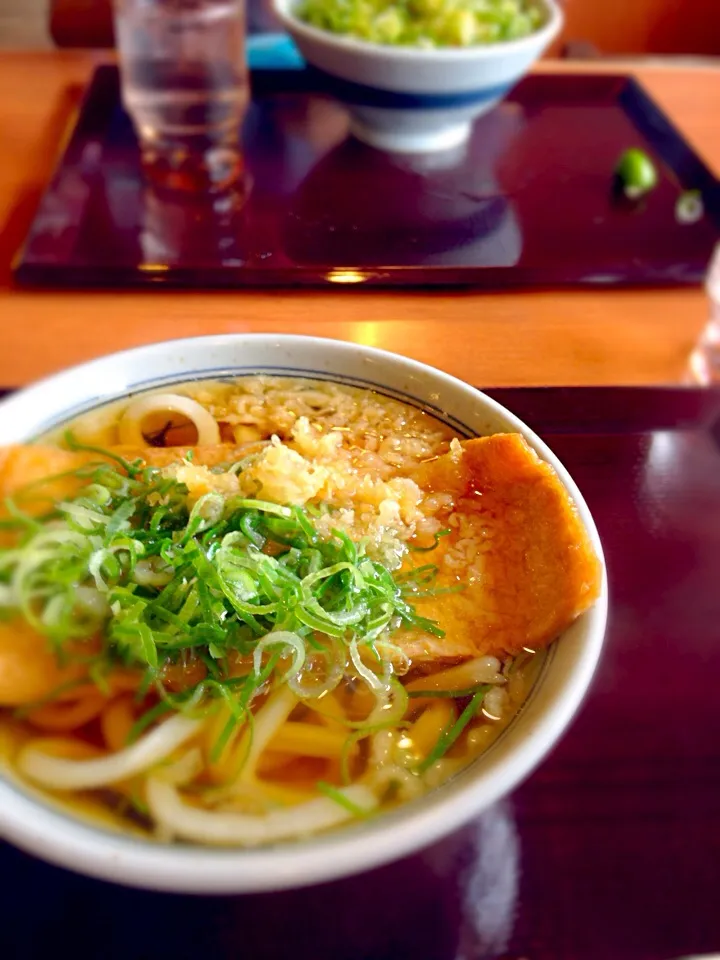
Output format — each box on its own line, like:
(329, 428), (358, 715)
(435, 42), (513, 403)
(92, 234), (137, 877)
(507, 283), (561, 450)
(12, 66), (720, 289)
(2, 385), (720, 960)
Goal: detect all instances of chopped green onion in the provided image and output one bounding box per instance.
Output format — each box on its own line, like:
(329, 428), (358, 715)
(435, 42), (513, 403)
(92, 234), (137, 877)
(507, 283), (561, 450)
(126, 700), (174, 744)
(417, 685), (489, 773)
(64, 432), (143, 478)
(408, 529), (451, 553)
(408, 683), (491, 699)
(252, 630), (306, 680)
(316, 780), (371, 818)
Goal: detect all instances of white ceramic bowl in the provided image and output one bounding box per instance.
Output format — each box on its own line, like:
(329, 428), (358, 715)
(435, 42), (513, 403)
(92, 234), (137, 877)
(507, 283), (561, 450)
(0, 334), (607, 893)
(272, 0), (562, 152)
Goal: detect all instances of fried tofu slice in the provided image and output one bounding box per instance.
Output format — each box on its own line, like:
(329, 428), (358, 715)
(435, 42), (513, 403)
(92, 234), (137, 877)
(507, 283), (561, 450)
(0, 442), (254, 548)
(0, 619), (92, 706)
(111, 444), (255, 469)
(0, 443), (250, 703)
(0, 443), (251, 505)
(400, 434), (602, 661)
(0, 445), (97, 515)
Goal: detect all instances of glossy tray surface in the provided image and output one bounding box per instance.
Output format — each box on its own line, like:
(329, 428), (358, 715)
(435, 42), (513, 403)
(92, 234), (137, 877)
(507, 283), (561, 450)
(13, 66), (720, 289)
(2, 385), (720, 960)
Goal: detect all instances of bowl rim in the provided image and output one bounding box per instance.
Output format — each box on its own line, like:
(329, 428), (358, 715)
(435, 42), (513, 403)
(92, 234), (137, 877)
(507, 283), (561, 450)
(272, 0), (562, 63)
(0, 333), (607, 894)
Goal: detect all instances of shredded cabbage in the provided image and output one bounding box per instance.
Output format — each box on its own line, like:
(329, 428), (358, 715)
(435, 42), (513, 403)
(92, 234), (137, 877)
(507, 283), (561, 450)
(295, 0), (544, 48)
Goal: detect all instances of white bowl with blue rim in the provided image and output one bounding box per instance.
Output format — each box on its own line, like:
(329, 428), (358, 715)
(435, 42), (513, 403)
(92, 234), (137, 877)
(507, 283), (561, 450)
(271, 0), (562, 153)
(0, 334), (607, 893)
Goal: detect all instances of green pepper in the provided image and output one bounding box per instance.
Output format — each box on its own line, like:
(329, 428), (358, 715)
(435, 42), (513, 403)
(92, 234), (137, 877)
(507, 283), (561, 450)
(615, 148), (658, 200)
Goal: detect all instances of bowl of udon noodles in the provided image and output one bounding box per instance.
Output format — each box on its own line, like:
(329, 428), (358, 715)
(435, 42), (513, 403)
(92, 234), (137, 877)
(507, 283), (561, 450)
(0, 334), (607, 892)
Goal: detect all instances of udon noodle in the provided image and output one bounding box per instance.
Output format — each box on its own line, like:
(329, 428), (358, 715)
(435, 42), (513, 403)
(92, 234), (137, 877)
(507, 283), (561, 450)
(0, 377), (601, 844)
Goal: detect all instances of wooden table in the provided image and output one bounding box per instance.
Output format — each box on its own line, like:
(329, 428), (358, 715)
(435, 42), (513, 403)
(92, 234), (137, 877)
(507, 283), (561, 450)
(1, 51), (719, 390)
